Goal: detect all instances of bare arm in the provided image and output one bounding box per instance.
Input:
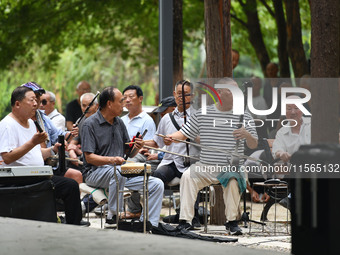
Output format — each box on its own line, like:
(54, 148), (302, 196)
(163, 130), (188, 145)
(232, 127), (258, 149)
(1, 131), (48, 164)
(84, 152), (125, 166)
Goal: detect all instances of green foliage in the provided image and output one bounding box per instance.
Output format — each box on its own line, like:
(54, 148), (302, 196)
(0, 0), (313, 118)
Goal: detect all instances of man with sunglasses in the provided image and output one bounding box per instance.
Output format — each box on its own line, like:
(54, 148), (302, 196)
(40, 91), (66, 131)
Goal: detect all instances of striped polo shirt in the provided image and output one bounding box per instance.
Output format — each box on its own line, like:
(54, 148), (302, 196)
(180, 104), (258, 166)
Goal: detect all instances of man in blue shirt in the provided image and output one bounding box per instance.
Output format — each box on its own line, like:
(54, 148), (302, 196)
(121, 85), (157, 219)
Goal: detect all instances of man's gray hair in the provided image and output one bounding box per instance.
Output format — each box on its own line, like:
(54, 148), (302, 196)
(46, 91), (56, 102)
(80, 92), (98, 105)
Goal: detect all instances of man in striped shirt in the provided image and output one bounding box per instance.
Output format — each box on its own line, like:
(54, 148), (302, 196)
(164, 78), (258, 235)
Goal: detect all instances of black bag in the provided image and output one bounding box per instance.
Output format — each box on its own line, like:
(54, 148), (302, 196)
(118, 220), (152, 232)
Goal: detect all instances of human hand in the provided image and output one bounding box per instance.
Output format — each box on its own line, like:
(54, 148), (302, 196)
(32, 131), (48, 145)
(251, 190), (260, 203)
(133, 138), (144, 150)
(110, 156), (125, 165)
(71, 125), (79, 137)
(146, 153), (158, 161)
(163, 135), (173, 146)
(232, 126), (249, 140)
(278, 151), (291, 163)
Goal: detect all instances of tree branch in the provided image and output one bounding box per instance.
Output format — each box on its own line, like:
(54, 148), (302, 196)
(237, 0), (245, 7)
(230, 13), (248, 28)
(259, 0), (275, 18)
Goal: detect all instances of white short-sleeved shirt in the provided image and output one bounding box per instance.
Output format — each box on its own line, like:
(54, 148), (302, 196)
(0, 115), (44, 166)
(272, 117), (311, 157)
(153, 107), (198, 173)
(48, 109), (66, 132)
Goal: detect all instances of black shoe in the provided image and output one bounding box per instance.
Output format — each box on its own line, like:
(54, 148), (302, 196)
(163, 213), (179, 223)
(279, 197), (291, 211)
(225, 221), (242, 235)
(191, 216), (201, 229)
(176, 220), (192, 231)
(105, 215), (117, 229)
(80, 220), (91, 227)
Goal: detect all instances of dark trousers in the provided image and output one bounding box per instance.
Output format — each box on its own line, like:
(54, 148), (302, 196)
(152, 162), (183, 185)
(153, 162), (199, 213)
(52, 175), (82, 225)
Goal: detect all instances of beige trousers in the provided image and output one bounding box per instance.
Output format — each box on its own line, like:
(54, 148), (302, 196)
(179, 163), (241, 223)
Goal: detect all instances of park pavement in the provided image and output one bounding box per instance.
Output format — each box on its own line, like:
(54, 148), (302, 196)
(0, 214), (290, 255)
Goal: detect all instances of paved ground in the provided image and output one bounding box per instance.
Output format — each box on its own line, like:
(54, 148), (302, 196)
(0, 216), (289, 255)
(85, 199), (291, 254)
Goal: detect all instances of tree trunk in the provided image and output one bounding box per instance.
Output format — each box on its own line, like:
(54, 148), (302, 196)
(173, 0), (183, 87)
(273, 0), (290, 77)
(204, 0), (224, 78)
(242, 0), (270, 77)
(310, 0), (339, 144)
(284, 0), (308, 78)
(219, 0), (232, 77)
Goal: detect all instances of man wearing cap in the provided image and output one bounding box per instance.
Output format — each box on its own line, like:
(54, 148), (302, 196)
(146, 80), (197, 185)
(152, 96), (177, 118)
(144, 96), (177, 162)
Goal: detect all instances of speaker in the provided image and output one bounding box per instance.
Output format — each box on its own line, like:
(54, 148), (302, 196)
(290, 144), (340, 255)
(0, 179), (57, 223)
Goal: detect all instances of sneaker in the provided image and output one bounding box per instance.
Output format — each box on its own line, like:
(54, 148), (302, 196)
(225, 221), (242, 235)
(191, 216), (201, 229)
(94, 204), (108, 216)
(104, 215), (117, 229)
(79, 220), (91, 227)
(176, 220), (192, 231)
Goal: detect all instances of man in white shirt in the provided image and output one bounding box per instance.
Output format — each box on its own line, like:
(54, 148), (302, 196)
(40, 91), (66, 131)
(272, 96), (311, 162)
(0, 84), (82, 225)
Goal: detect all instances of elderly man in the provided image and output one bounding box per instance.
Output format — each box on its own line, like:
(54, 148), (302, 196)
(272, 95), (311, 210)
(65, 81), (91, 131)
(164, 78), (258, 235)
(121, 85), (156, 141)
(121, 85), (157, 219)
(0, 85), (82, 225)
(40, 91), (66, 131)
(272, 96), (311, 163)
(68, 92), (99, 165)
(81, 86), (163, 228)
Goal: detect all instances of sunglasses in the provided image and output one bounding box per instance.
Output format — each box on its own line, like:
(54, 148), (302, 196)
(21, 82), (45, 95)
(41, 99), (48, 105)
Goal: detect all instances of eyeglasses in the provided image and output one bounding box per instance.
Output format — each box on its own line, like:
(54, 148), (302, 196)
(21, 82), (45, 95)
(41, 99), (48, 105)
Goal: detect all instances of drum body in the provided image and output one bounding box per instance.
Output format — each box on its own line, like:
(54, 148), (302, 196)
(120, 163), (151, 177)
